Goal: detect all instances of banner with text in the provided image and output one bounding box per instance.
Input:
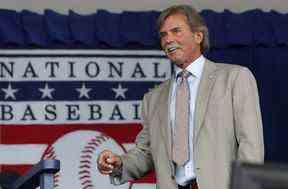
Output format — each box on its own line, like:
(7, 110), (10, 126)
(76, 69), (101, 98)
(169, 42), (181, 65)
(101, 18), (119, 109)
(0, 50), (172, 189)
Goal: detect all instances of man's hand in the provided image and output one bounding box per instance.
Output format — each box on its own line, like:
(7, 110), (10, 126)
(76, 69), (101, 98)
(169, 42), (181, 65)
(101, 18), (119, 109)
(97, 150), (122, 175)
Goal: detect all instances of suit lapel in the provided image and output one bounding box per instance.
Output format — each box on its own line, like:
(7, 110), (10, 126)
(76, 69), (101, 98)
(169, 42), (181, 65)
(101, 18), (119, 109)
(194, 60), (217, 145)
(157, 79), (173, 160)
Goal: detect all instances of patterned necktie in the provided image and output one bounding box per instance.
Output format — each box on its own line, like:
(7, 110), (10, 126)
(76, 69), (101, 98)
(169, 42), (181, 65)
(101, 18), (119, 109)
(173, 70), (190, 166)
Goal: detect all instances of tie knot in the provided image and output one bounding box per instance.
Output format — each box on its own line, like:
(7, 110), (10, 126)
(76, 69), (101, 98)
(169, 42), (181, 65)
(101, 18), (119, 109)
(177, 70), (190, 82)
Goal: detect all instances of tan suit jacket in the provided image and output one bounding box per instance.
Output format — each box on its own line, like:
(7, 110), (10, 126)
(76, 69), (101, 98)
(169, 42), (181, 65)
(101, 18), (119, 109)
(111, 59), (264, 189)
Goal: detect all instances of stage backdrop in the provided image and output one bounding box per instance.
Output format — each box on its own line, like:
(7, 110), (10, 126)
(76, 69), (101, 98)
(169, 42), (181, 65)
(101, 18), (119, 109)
(0, 49), (172, 189)
(0, 8), (288, 189)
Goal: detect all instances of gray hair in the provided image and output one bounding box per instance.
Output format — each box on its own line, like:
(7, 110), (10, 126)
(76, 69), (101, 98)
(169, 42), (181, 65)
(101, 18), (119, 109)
(157, 5), (210, 52)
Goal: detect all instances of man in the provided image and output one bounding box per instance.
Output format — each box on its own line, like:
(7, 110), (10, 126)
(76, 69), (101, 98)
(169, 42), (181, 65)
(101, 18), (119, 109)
(97, 4), (264, 189)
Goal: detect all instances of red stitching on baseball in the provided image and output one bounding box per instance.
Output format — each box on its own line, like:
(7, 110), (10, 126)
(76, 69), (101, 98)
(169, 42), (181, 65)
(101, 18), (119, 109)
(79, 170), (90, 174)
(79, 174), (90, 179)
(41, 146), (60, 188)
(81, 149), (94, 154)
(83, 184), (93, 189)
(79, 134), (111, 189)
(81, 180), (92, 185)
(42, 147), (56, 159)
(80, 160), (90, 164)
(79, 164), (91, 169)
(81, 179), (93, 189)
(44, 146), (54, 154)
(79, 175), (91, 180)
(87, 142), (99, 146)
(84, 146), (96, 151)
(80, 154), (92, 159)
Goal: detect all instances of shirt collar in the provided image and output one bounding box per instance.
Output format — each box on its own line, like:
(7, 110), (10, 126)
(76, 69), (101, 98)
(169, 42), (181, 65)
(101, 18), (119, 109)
(174, 55), (205, 79)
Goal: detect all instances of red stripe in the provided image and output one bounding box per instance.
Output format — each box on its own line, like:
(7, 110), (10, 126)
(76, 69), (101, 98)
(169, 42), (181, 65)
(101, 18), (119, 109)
(1, 124), (142, 144)
(131, 171), (156, 183)
(1, 165), (33, 175)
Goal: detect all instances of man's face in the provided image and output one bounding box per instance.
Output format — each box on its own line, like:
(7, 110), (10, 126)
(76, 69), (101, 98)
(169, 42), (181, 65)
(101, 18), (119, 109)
(159, 13), (203, 68)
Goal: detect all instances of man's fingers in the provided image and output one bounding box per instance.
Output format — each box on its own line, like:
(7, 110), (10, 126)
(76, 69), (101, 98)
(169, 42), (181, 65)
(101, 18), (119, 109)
(97, 150), (119, 175)
(106, 156), (118, 164)
(98, 151), (112, 164)
(99, 168), (113, 174)
(97, 163), (113, 174)
(98, 157), (113, 170)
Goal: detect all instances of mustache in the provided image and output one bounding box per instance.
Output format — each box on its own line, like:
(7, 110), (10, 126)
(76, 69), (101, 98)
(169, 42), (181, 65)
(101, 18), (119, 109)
(164, 42), (181, 53)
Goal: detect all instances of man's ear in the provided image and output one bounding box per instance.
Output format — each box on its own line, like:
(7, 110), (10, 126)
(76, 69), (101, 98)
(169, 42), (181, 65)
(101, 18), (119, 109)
(194, 31), (203, 45)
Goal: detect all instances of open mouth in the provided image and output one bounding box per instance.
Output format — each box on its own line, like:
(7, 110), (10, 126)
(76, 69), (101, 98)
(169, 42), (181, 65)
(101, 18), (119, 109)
(167, 47), (178, 53)
(165, 43), (181, 54)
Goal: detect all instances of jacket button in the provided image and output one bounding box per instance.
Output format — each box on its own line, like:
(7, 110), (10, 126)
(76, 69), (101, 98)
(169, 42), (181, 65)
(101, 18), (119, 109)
(171, 175), (175, 180)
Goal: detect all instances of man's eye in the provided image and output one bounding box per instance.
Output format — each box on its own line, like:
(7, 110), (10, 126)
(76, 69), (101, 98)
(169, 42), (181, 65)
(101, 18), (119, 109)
(172, 28), (181, 33)
(159, 32), (167, 38)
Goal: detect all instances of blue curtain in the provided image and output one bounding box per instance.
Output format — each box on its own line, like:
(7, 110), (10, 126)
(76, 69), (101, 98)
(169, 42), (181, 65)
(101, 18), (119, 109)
(0, 9), (286, 48)
(0, 8), (288, 162)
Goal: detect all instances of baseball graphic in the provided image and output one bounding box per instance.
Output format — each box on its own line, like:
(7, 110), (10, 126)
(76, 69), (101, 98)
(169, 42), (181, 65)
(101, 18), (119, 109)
(42, 130), (130, 189)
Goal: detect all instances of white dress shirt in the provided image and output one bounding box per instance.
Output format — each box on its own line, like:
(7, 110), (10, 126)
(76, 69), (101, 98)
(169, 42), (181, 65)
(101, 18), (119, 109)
(170, 55), (205, 186)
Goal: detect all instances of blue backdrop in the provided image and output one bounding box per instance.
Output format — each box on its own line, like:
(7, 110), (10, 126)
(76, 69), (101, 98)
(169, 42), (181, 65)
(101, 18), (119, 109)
(0, 8), (287, 162)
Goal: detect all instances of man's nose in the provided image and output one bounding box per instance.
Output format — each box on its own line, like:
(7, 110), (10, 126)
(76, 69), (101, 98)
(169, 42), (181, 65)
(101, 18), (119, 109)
(163, 33), (175, 45)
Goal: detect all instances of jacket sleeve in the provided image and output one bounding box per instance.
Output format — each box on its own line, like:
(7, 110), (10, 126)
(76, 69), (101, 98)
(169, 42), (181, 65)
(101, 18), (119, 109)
(110, 93), (154, 185)
(232, 67), (264, 163)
